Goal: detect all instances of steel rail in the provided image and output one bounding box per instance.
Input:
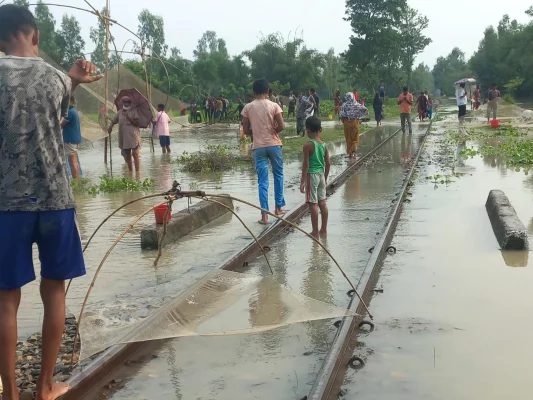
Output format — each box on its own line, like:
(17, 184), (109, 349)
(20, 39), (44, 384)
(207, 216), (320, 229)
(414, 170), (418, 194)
(307, 123), (433, 400)
(63, 126), (401, 399)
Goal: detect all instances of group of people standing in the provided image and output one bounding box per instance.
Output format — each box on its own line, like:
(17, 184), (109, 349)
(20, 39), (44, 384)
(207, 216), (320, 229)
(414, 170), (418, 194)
(294, 89), (321, 136)
(457, 82), (500, 124)
(202, 95), (231, 122)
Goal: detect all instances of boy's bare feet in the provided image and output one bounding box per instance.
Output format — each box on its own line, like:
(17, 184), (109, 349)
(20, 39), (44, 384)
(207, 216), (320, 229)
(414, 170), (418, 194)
(319, 230), (327, 237)
(258, 215), (269, 225)
(36, 381), (70, 400)
(310, 231), (319, 238)
(275, 208), (286, 216)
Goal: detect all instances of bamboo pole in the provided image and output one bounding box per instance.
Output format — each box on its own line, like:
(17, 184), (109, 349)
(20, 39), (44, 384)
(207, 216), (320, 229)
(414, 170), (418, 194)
(105, 0), (113, 175)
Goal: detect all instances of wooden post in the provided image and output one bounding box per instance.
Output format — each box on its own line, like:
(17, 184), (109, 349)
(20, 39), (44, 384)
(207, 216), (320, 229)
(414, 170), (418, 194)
(105, 0), (113, 174)
(141, 46), (155, 153)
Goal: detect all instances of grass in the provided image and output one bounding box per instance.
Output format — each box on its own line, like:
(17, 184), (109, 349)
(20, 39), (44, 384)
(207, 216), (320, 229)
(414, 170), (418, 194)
(176, 145), (253, 173)
(71, 176), (155, 194)
(460, 138), (533, 171)
(446, 125), (529, 145)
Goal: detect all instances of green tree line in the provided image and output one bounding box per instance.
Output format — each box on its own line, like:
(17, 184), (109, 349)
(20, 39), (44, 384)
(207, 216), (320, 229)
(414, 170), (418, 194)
(24, 0), (533, 103)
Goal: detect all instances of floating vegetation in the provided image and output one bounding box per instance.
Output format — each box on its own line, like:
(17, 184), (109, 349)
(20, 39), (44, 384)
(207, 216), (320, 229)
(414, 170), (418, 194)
(71, 176), (154, 194)
(177, 145), (253, 173)
(460, 138), (533, 171)
(446, 125), (529, 144)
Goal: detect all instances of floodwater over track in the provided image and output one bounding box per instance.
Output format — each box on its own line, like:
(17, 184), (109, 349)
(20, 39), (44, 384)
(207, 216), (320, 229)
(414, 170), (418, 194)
(18, 123), (380, 336)
(84, 123), (429, 400)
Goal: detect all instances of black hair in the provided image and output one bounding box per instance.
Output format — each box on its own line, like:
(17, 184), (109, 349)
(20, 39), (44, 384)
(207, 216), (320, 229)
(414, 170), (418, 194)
(305, 116), (321, 133)
(157, 104), (165, 111)
(403, 86), (409, 92)
(460, 83), (466, 88)
(0, 5), (38, 42)
(70, 96), (76, 103)
(491, 83), (497, 87)
(310, 88), (316, 93)
(253, 79), (269, 95)
(374, 92), (380, 99)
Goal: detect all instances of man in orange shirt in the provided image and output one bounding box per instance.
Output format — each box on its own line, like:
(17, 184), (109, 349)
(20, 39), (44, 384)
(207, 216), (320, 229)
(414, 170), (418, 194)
(397, 86), (413, 134)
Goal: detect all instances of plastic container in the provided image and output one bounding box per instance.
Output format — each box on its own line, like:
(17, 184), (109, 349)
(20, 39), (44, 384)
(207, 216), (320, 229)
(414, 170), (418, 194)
(154, 204), (171, 224)
(490, 119), (500, 128)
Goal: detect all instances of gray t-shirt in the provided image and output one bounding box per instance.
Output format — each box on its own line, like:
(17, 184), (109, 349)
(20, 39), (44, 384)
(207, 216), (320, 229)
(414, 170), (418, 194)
(0, 56), (74, 211)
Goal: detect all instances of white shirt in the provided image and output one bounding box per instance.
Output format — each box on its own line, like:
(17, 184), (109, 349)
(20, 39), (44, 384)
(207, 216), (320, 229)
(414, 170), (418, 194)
(457, 88), (467, 106)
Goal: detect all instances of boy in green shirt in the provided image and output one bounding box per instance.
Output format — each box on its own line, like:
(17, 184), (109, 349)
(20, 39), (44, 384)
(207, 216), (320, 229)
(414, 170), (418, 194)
(300, 116), (331, 237)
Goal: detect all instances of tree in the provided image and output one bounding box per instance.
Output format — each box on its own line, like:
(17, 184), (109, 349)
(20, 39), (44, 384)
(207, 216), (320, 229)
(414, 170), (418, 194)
(137, 9), (167, 57)
(432, 48), (472, 95)
(56, 14), (85, 70)
(343, 0), (407, 91)
(89, 8), (120, 72)
(13, 0), (30, 7)
(410, 63), (434, 94)
(34, 1), (57, 59)
(399, 6), (431, 85)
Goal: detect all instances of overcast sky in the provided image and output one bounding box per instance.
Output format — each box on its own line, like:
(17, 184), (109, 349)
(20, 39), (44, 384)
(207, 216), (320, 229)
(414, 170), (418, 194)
(36, 0), (533, 67)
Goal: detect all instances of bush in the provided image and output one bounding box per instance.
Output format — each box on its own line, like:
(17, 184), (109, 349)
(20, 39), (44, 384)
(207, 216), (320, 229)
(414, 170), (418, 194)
(71, 176), (155, 194)
(177, 145), (253, 173)
(502, 93), (516, 104)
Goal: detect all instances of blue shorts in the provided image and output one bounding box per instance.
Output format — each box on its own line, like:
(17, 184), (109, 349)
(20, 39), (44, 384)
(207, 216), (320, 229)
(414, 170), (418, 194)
(159, 136), (170, 147)
(0, 210), (86, 290)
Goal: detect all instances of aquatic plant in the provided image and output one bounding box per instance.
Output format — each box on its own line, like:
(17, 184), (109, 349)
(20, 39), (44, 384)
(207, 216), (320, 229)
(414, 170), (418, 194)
(177, 145), (253, 173)
(71, 176), (155, 194)
(460, 138), (533, 171)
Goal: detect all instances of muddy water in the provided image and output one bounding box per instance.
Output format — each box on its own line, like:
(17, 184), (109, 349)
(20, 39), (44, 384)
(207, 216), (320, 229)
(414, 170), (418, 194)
(339, 123), (533, 400)
(98, 123), (428, 400)
(17, 123), (383, 336)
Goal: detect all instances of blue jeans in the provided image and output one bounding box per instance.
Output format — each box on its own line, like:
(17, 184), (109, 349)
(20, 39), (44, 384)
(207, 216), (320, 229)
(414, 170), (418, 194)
(254, 146), (286, 214)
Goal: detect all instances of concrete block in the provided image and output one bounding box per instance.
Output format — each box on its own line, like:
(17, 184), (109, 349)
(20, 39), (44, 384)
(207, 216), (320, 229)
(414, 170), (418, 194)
(485, 190), (528, 250)
(141, 196), (234, 250)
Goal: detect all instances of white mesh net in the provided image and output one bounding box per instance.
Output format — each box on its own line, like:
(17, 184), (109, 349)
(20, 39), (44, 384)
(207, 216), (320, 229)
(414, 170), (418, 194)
(79, 270), (358, 360)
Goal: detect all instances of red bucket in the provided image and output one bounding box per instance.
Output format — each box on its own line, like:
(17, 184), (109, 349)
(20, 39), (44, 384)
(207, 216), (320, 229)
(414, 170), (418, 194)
(154, 204), (171, 224)
(490, 119), (500, 128)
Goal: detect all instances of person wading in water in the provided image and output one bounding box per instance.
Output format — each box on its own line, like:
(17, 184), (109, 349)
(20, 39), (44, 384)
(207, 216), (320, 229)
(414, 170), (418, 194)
(241, 79), (287, 225)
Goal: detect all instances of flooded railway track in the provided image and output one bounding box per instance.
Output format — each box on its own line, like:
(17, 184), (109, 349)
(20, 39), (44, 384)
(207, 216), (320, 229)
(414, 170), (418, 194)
(308, 122), (432, 400)
(63, 125), (422, 400)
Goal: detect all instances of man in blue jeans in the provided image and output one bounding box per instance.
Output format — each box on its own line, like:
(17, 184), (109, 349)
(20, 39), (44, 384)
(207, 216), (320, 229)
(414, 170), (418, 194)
(241, 79), (286, 225)
(0, 5), (102, 400)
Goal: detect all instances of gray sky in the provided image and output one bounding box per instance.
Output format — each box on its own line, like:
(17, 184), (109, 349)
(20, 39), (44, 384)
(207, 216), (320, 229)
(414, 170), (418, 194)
(41, 0), (532, 67)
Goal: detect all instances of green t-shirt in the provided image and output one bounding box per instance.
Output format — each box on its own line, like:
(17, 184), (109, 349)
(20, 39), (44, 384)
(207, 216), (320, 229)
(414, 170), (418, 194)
(308, 139), (326, 174)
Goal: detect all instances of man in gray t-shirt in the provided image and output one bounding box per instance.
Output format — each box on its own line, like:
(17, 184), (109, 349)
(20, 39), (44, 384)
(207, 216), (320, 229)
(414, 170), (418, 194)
(0, 5), (102, 400)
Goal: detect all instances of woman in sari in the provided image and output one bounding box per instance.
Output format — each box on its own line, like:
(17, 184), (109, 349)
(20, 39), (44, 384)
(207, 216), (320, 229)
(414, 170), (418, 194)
(340, 92), (367, 158)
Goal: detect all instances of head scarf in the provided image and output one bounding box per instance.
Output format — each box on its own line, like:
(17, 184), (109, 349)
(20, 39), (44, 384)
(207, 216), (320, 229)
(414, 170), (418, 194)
(340, 92), (367, 120)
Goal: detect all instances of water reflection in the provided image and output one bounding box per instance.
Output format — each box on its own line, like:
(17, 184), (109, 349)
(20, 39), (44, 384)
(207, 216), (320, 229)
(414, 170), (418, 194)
(302, 238), (334, 352)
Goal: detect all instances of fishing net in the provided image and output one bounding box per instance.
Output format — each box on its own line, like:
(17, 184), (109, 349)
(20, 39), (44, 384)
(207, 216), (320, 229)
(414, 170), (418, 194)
(0, 50), (186, 142)
(78, 270), (358, 360)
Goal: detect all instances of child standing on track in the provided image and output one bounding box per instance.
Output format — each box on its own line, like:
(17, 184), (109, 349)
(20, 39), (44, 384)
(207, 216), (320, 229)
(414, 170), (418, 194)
(300, 116), (331, 237)
(154, 104), (171, 154)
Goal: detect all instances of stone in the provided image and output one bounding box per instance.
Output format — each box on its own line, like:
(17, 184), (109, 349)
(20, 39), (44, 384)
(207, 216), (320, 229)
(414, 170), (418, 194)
(141, 196), (234, 250)
(31, 369), (41, 377)
(485, 190), (529, 250)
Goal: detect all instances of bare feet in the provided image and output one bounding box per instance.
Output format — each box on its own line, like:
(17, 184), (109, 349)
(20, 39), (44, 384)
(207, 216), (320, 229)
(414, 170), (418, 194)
(319, 230), (327, 237)
(36, 382), (70, 400)
(258, 216), (269, 225)
(275, 208), (286, 216)
(310, 231), (319, 238)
